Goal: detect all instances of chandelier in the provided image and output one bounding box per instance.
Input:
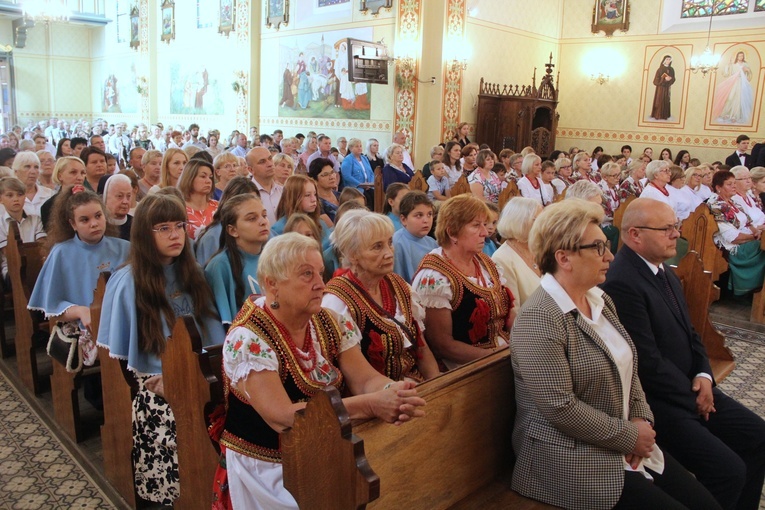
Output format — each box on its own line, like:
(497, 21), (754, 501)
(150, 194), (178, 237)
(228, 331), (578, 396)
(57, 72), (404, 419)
(21, 0), (71, 24)
(689, 2), (720, 77)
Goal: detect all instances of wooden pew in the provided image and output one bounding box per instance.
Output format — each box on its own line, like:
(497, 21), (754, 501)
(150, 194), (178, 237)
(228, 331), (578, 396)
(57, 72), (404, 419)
(49, 348), (100, 443)
(94, 273), (140, 508)
(162, 316), (224, 510)
(6, 221), (48, 394)
(671, 251), (736, 382)
(408, 170), (428, 193)
(282, 350), (558, 510)
(374, 167), (384, 213)
(613, 195), (636, 251)
(450, 174), (471, 196)
(0, 273), (14, 358)
(681, 203), (728, 282)
(751, 236), (765, 323)
(498, 180), (520, 212)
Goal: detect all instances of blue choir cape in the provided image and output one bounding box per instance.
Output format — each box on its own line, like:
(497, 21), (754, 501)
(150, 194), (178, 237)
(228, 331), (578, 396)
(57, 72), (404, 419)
(28, 235), (130, 318)
(482, 238), (498, 257)
(387, 212), (403, 232)
(271, 216), (333, 251)
(393, 228), (438, 284)
(323, 244), (340, 278)
(97, 263), (225, 375)
(194, 223), (223, 267)
(204, 247), (262, 324)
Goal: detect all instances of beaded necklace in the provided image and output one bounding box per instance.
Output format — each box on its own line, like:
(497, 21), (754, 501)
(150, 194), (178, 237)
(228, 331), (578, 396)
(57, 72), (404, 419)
(264, 306), (317, 374)
(443, 250), (487, 287)
(649, 182), (669, 196)
(347, 271), (396, 315)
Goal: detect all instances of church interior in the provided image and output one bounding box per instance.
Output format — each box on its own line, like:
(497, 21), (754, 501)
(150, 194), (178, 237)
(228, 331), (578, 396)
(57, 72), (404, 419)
(0, 0), (764, 508)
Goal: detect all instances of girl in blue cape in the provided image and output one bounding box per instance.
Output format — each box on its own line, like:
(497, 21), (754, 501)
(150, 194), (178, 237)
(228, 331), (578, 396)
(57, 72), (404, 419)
(96, 193), (224, 506)
(28, 187), (130, 367)
(205, 194), (270, 326)
(270, 174), (332, 250)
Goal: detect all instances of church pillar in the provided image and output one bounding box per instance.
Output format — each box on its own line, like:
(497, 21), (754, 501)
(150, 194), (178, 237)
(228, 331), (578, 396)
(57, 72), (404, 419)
(440, 0), (467, 143)
(394, 0), (423, 162)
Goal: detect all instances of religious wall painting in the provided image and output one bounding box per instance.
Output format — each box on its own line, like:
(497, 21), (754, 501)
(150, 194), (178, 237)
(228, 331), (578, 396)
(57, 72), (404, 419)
(169, 61), (225, 115)
(705, 43), (762, 130)
(161, 0), (175, 43)
(219, 0), (236, 36)
(591, 0), (630, 37)
(266, 0), (289, 29)
(638, 45), (691, 129)
(278, 27), (372, 120)
(294, 0), (352, 29)
(129, 5), (140, 49)
(100, 62), (140, 114)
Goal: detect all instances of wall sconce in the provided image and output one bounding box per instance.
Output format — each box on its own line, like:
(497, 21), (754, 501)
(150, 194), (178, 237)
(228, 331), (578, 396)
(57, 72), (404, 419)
(449, 58), (468, 72)
(388, 55), (416, 72)
(591, 72), (609, 85)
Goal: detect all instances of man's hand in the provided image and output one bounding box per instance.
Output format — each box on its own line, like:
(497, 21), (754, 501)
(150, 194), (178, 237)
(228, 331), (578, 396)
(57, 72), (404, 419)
(692, 376), (715, 420)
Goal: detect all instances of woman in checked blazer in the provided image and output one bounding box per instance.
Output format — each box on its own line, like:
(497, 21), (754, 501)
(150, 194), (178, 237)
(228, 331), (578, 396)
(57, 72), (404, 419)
(510, 199), (720, 510)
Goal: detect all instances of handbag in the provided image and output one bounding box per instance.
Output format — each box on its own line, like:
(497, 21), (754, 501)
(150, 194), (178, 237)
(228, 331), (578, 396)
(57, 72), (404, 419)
(47, 321), (83, 373)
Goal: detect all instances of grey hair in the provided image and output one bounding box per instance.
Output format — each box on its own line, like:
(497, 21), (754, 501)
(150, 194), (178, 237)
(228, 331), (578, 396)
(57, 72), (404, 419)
(257, 232), (321, 283)
(330, 209), (394, 263)
(385, 143), (404, 163)
(730, 165), (749, 179)
(565, 180), (602, 201)
(521, 154), (541, 176)
(496, 197), (542, 242)
(645, 160), (669, 180)
(11, 151), (40, 172)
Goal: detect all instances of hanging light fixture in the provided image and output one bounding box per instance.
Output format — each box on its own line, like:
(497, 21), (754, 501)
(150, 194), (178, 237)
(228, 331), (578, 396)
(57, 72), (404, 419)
(21, 0), (71, 24)
(689, 1), (720, 77)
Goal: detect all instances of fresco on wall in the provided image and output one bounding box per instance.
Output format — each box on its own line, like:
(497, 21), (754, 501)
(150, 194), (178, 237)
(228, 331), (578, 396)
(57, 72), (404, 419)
(169, 62), (225, 115)
(100, 63), (139, 114)
(709, 44), (760, 128)
(640, 46), (689, 128)
(279, 27), (372, 120)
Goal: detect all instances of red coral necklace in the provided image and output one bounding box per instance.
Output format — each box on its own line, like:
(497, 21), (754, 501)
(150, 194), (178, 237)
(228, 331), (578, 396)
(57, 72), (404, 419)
(265, 307), (317, 373)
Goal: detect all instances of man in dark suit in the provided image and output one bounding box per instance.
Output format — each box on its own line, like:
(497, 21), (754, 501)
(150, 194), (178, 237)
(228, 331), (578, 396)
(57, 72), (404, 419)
(725, 134), (752, 168)
(751, 142), (765, 168)
(601, 198), (765, 510)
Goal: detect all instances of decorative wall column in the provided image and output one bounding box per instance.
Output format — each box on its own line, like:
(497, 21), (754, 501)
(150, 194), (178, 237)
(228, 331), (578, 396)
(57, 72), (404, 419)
(235, 0), (250, 132)
(394, 0), (423, 160)
(441, 0), (466, 143)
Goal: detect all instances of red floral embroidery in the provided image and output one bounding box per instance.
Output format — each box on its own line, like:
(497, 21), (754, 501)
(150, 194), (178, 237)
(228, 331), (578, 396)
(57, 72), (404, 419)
(468, 298), (490, 344)
(233, 339), (243, 352)
(428, 277), (436, 286)
(344, 320), (355, 331)
(367, 331), (386, 374)
(248, 342), (261, 355)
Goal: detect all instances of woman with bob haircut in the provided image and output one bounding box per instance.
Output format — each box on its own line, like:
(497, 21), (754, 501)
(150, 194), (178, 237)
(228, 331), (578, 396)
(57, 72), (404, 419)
(159, 147), (188, 189)
(412, 195), (514, 370)
(323, 209), (440, 382)
(511, 198), (718, 509)
(491, 197), (543, 307)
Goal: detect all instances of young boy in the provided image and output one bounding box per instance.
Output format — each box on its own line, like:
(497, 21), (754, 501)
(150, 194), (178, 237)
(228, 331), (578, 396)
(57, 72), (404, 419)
(0, 177), (46, 283)
(393, 191), (437, 283)
(426, 160), (451, 202)
(482, 202), (500, 256)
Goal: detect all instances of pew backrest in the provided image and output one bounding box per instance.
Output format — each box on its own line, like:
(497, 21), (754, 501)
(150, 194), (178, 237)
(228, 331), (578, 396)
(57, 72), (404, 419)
(681, 203), (728, 281)
(162, 316), (223, 510)
(408, 170), (428, 193)
(498, 180), (520, 212)
(283, 349), (516, 509)
(451, 174), (471, 196)
(374, 167), (384, 213)
(613, 195), (636, 250)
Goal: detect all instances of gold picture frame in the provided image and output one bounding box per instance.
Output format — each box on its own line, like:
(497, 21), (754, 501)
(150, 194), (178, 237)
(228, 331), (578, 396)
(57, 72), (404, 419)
(591, 0), (630, 37)
(360, 0), (392, 16)
(266, 0), (289, 30)
(129, 5), (140, 49)
(161, 0), (175, 44)
(219, 0), (236, 37)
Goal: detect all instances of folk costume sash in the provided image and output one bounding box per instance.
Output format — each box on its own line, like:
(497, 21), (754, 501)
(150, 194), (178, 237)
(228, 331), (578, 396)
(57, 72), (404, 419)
(417, 252), (512, 350)
(325, 272), (423, 382)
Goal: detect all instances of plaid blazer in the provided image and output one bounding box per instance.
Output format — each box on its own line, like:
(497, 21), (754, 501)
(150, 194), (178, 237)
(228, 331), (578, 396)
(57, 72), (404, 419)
(510, 286), (654, 510)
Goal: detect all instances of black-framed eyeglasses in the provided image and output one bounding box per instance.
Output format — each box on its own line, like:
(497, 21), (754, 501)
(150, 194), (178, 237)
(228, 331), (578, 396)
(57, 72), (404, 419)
(578, 239), (611, 257)
(633, 222), (682, 237)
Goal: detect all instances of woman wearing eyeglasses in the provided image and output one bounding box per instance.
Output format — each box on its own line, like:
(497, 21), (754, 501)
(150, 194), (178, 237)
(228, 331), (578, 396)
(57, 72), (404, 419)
(97, 193), (224, 506)
(638, 160), (675, 209)
(213, 152), (242, 201)
(510, 199), (718, 509)
(551, 157), (575, 195)
(708, 170), (765, 296)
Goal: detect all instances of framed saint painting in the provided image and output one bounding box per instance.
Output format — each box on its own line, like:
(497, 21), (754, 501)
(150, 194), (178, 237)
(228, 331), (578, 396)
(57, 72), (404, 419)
(219, 0), (236, 36)
(591, 0), (630, 37)
(705, 43), (762, 131)
(638, 45), (691, 129)
(266, 0), (289, 30)
(161, 0), (175, 44)
(129, 5), (140, 49)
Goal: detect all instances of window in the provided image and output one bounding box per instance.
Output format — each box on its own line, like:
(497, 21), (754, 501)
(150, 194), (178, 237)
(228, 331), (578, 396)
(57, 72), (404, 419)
(756, 0), (765, 11)
(681, 0), (749, 17)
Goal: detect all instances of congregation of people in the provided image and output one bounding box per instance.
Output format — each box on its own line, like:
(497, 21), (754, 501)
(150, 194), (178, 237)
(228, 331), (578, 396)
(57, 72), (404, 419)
(2, 116), (765, 510)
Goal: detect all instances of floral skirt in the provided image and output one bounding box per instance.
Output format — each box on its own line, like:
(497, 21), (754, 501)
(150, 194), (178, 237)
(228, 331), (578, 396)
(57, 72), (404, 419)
(132, 376), (180, 505)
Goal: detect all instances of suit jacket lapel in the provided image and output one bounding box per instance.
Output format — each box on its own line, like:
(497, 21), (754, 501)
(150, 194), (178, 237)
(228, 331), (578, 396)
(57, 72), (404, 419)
(572, 310), (618, 369)
(624, 246), (689, 328)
